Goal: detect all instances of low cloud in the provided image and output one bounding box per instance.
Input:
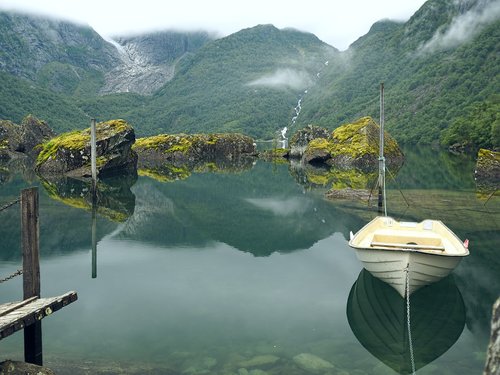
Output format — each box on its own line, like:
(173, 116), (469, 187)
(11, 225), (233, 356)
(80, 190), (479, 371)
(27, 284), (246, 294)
(245, 197), (310, 216)
(247, 68), (312, 90)
(418, 0), (500, 54)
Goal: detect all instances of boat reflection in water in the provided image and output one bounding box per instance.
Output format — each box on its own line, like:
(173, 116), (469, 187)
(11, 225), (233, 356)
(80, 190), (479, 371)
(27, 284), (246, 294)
(347, 269), (465, 375)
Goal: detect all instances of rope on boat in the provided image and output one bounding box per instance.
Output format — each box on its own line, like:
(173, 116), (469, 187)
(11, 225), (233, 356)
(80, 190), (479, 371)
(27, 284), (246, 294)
(405, 265), (416, 375)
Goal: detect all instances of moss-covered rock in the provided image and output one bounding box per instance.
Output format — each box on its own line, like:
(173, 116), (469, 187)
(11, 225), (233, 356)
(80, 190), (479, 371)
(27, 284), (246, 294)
(303, 116), (404, 170)
(289, 125), (330, 158)
(259, 148), (290, 161)
(475, 148), (499, 190)
(36, 119), (137, 178)
(134, 132), (256, 169)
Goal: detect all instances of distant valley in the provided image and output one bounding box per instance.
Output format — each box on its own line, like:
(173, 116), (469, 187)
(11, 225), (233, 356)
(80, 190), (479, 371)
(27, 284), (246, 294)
(0, 0), (498, 149)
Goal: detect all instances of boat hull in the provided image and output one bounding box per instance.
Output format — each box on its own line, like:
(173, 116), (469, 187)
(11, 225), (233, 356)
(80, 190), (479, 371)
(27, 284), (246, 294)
(354, 248), (463, 297)
(349, 216), (469, 297)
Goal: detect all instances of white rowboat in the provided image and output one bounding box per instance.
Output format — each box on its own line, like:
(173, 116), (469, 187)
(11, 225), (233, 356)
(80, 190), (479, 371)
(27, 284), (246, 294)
(349, 216), (469, 297)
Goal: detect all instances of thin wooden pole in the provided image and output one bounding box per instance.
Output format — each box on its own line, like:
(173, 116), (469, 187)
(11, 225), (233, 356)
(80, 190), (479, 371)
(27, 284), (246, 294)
(90, 118), (97, 191)
(91, 199), (97, 279)
(21, 187), (43, 365)
(90, 118), (98, 278)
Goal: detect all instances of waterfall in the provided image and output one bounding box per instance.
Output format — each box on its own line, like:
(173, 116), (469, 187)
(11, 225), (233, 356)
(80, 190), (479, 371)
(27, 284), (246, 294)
(277, 61), (329, 148)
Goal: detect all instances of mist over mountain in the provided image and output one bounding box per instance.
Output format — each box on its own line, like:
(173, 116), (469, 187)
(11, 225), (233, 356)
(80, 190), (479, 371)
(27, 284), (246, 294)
(0, 0), (498, 148)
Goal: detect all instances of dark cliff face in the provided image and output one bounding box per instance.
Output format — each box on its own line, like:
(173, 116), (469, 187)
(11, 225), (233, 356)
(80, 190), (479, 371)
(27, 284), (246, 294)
(0, 11), (119, 80)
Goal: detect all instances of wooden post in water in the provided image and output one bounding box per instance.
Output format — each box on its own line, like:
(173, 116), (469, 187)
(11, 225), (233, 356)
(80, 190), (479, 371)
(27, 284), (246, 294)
(378, 83), (385, 215)
(21, 187), (43, 365)
(91, 200), (97, 279)
(90, 118), (98, 278)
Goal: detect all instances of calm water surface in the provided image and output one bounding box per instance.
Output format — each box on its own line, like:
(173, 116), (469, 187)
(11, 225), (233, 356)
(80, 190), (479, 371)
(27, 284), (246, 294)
(0, 147), (498, 374)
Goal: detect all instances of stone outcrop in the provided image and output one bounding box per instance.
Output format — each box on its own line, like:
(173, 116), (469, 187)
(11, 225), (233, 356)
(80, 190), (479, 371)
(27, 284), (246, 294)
(35, 119), (137, 178)
(303, 116), (404, 170)
(133, 133), (257, 169)
(484, 297), (500, 375)
(0, 115), (55, 160)
(289, 125), (330, 158)
(475, 149), (499, 190)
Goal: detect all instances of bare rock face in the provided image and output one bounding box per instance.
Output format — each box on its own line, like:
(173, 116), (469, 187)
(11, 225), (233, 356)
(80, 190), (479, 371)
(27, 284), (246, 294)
(19, 115), (56, 156)
(0, 115), (54, 160)
(303, 116), (404, 171)
(35, 119), (137, 178)
(101, 31), (212, 95)
(289, 125), (330, 158)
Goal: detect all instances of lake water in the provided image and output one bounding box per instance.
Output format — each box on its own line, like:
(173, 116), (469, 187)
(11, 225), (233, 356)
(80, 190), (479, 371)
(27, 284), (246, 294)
(0, 147), (498, 374)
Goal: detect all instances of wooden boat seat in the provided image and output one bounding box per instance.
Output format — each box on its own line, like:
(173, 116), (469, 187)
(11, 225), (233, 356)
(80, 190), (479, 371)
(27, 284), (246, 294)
(370, 241), (445, 251)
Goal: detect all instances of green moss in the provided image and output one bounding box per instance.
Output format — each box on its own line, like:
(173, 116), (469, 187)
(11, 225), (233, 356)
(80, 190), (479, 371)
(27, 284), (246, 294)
(329, 116), (401, 159)
(83, 119), (130, 141)
(37, 130), (88, 165)
(133, 134), (193, 154)
(306, 138), (335, 154)
(96, 156), (108, 167)
(0, 139), (8, 149)
(478, 148), (500, 161)
(331, 117), (377, 158)
(166, 137), (193, 154)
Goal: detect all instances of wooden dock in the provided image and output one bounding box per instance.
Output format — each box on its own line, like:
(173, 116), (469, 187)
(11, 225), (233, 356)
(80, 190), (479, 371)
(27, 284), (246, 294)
(0, 187), (78, 365)
(0, 292), (78, 340)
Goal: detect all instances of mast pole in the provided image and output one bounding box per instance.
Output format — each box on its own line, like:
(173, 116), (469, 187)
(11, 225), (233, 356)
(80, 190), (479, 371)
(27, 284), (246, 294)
(378, 83), (386, 215)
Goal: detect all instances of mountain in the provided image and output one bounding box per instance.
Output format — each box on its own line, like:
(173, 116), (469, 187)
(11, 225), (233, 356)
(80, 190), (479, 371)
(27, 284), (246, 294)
(101, 31), (214, 95)
(0, 0), (498, 148)
(296, 0), (500, 147)
(0, 11), (118, 95)
(127, 25), (338, 138)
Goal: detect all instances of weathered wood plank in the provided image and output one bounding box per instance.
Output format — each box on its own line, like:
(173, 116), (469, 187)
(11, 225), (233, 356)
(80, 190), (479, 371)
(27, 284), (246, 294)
(0, 297), (38, 318)
(0, 291), (77, 340)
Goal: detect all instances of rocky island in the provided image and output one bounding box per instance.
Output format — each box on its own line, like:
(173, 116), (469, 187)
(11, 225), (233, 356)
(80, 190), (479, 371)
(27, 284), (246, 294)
(35, 119), (137, 178)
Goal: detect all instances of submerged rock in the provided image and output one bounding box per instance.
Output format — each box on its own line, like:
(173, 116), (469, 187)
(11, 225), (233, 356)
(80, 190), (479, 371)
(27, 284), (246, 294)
(289, 125), (330, 158)
(325, 187), (373, 202)
(237, 355), (280, 369)
(475, 148), (499, 189)
(0, 360), (56, 375)
(303, 116), (404, 171)
(35, 119), (137, 178)
(292, 353), (335, 373)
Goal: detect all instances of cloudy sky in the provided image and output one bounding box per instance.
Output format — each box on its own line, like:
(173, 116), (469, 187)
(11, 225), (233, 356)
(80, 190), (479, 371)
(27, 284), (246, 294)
(0, 0), (427, 50)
